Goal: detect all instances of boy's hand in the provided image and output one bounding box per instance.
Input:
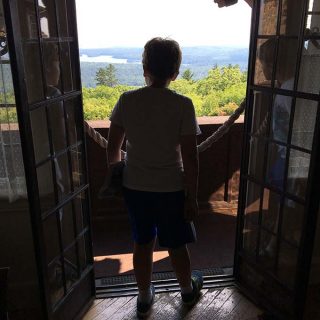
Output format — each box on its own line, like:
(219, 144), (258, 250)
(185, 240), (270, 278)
(184, 196), (199, 222)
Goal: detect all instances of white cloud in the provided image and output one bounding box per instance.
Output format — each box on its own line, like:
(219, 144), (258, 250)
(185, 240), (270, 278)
(76, 0), (251, 48)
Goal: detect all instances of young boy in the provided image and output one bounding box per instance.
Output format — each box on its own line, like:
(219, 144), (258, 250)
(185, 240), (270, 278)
(107, 37), (203, 317)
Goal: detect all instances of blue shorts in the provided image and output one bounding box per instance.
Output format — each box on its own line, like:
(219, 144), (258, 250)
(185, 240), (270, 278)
(122, 187), (196, 248)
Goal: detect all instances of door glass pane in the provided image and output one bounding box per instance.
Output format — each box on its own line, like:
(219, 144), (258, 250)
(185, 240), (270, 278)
(243, 182), (261, 256)
(64, 245), (79, 291)
(23, 44), (44, 103)
(43, 42), (62, 97)
(48, 102), (67, 153)
(291, 99), (317, 151)
(277, 241), (299, 289)
(30, 107), (50, 163)
(70, 144), (84, 189)
(258, 0), (278, 35)
(61, 201), (75, 248)
(17, 0), (38, 40)
(280, 0), (304, 35)
(65, 98), (81, 146)
(275, 39), (299, 90)
(251, 91), (272, 137)
(248, 137), (266, 181)
(281, 199), (305, 246)
(271, 94), (292, 144)
(261, 188), (280, 234)
(60, 43), (74, 93)
(298, 41), (320, 95)
(74, 191), (87, 234)
(286, 149), (310, 199)
(266, 142), (286, 190)
(255, 38), (275, 86)
(78, 232), (90, 271)
(259, 230), (277, 270)
(245, 181), (261, 224)
(56, 0), (69, 37)
(38, 0), (58, 38)
(55, 152), (71, 199)
(37, 161), (55, 212)
(43, 212), (60, 263)
(48, 257), (64, 306)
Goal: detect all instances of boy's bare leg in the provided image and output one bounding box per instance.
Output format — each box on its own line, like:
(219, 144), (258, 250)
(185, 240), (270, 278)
(133, 238), (156, 290)
(168, 245), (192, 288)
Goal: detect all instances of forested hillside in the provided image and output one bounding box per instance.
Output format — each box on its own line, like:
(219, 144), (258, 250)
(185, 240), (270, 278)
(82, 65), (247, 120)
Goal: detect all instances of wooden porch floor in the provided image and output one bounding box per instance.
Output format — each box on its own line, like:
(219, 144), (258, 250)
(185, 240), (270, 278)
(83, 286), (264, 320)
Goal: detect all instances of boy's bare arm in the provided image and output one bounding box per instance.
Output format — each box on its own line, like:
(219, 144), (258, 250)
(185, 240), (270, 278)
(180, 134), (199, 221)
(107, 122), (125, 167)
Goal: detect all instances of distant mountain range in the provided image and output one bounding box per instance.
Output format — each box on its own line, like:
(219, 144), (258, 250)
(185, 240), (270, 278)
(79, 46), (249, 87)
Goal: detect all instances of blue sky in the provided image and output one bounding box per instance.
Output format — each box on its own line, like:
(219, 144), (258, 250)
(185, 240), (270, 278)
(75, 0), (251, 48)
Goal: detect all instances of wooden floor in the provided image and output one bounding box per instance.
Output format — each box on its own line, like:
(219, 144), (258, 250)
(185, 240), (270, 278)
(83, 286), (264, 320)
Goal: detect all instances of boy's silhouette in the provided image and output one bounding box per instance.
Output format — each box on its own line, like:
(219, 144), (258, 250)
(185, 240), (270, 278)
(107, 37), (203, 317)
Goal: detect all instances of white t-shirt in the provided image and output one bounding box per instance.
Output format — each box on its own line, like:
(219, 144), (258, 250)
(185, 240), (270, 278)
(110, 86), (201, 192)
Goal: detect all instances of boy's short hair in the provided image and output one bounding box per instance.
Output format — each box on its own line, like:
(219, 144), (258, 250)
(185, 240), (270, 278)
(142, 37), (182, 81)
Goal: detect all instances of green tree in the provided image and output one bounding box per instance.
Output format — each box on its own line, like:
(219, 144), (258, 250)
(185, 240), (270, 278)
(105, 64), (118, 87)
(95, 67), (108, 86)
(95, 64), (118, 87)
(182, 69), (194, 81)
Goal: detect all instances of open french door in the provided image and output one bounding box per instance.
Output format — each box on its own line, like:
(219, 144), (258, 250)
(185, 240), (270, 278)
(3, 0), (95, 318)
(235, 0), (320, 319)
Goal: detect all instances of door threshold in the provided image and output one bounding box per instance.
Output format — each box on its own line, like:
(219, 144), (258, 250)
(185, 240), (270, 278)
(95, 267), (234, 299)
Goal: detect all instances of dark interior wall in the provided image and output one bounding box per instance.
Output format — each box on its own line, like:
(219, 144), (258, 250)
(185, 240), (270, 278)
(0, 199), (42, 319)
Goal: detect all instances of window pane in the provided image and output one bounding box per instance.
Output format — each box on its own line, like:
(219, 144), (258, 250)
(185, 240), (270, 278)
(258, 230), (277, 270)
(48, 258), (64, 306)
(64, 245), (79, 291)
(48, 102), (67, 153)
(251, 91), (272, 137)
(261, 188), (280, 234)
(61, 201), (75, 248)
(43, 212), (60, 263)
(281, 199), (305, 246)
(277, 241), (298, 289)
(298, 41), (320, 94)
(271, 94), (292, 144)
(291, 99), (317, 151)
(38, 0), (58, 38)
(287, 149), (310, 199)
(43, 42), (62, 97)
(248, 137), (266, 182)
(55, 152), (71, 199)
(30, 107), (50, 163)
(266, 142), (286, 190)
(280, 0), (304, 35)
(65, 98), (81, 146)
(78, 235), (88, 272)
(74, 191), (88, 233)
(255, 38), (276, 86)
(244, 181), (261, 225)
(70, 145), (84, 189)
(275, 39), (299, 90)
(258, 0), (278, 36)
(17, 0), (38, 40)
(56, 0), (69, 37)
(60, 43), (74, 93)
(37, 161), (55, 212)
(23, 44), (44, 103)
(243, 217), (258, 257)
